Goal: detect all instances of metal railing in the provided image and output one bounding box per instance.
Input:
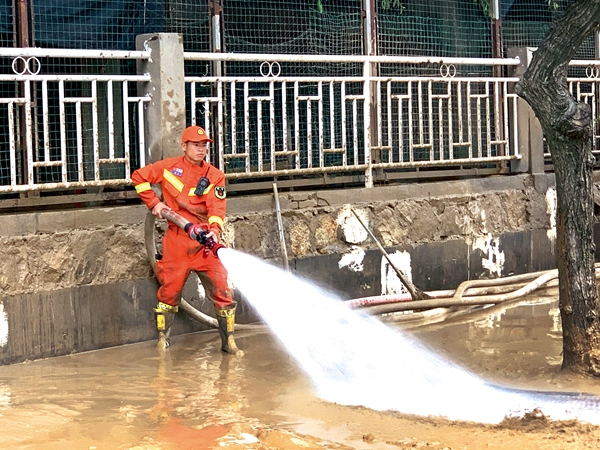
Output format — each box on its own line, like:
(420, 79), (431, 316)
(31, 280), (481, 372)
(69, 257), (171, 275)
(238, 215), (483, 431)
(0, 48), (151, 193)
(185, 53), (522, 187)
(0, 49), (547, 197)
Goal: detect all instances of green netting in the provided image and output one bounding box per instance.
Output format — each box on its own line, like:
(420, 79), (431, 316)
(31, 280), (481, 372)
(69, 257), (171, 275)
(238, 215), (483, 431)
(31, 1), (165, 50)
(223, 0), (363, 55)
(0, 0), (12, 47)
(221, 0), (363, 77)
(0, 1), (592, 65)
(502, 0), (565, 51)
(502, 0), (592, 58)
(379, 1), (493, 77)
(379, 1), (492, 58)
(165, 1), (210, 52)
(32, 1), (210, 52)
(502, 0), (593, 77)
(0, 1), (13, 186)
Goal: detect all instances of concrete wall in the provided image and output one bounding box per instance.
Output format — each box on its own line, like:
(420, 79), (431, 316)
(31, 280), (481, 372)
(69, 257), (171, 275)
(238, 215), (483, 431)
(0, 173), (569, 364)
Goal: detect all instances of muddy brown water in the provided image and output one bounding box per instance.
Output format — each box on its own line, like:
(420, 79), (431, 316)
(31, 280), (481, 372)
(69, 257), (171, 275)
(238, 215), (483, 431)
(1, 287), (600, 450)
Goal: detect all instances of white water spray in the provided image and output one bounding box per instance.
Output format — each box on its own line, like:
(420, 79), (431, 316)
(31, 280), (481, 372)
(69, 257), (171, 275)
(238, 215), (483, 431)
(219, 248), (600, 425)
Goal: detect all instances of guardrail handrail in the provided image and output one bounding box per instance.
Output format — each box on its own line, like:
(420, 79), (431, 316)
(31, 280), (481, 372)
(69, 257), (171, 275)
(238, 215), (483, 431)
(184, 51), (521, 66)
(0, 48), (151, 60)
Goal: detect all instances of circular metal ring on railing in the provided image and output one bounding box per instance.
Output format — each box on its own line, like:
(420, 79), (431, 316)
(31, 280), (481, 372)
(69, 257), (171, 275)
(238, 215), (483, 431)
(11, 56), (41, 75)
(259, 61), (281, 78)
(439, 63), (456, 78)
(586, 65), (599, 79)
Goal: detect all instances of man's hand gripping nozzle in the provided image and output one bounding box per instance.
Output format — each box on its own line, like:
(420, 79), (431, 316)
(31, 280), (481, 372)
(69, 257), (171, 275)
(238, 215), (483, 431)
(184, 223), (226, 258)
(159, 210), (226, 258)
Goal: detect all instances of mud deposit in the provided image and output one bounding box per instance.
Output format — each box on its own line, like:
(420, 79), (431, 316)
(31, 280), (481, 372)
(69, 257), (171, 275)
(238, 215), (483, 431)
(0, 287), (599, 449)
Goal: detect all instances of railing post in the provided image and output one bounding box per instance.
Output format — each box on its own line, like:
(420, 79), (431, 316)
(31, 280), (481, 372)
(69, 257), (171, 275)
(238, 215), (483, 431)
(491, 0), (502, 73)
(135, 33), (186, 163)
(507, 47), (545, 187)
(363, 59), (373, 188)
(208, 0), (224, 166)
(363, 0), (377, 188)
(16, 0), (32, 186)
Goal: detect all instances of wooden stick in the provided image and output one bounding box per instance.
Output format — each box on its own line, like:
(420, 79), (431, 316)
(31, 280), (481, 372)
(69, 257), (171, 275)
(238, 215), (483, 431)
(351, 208), (430, 300)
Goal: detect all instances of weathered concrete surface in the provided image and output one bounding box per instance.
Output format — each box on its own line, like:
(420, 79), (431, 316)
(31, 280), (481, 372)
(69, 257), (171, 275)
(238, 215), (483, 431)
(0, 173), (563, 364)
(1, 175), (553, 298)
(225, 174), (551, 262)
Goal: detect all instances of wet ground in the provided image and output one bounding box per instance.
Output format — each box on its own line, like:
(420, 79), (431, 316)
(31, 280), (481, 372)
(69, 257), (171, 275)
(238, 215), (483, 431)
(1, 287), (600, 449)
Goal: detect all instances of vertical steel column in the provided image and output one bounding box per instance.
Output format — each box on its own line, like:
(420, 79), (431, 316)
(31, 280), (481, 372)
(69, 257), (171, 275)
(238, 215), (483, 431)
(362, 0), (377, 187)
(491, 0), (508, 171)
(491, 0), (502, 64)
(363, 60), (372, 187)
(209, 0), (224, 167)
(16, 0), (29, 47)
(16, 0), (31, 186)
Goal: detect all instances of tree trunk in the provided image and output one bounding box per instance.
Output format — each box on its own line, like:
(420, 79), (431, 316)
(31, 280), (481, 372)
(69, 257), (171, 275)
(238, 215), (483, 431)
(516, 0), (600, 375)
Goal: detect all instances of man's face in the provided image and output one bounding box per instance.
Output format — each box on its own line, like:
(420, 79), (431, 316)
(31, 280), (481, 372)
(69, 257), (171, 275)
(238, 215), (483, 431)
(182, 140), (209, 165)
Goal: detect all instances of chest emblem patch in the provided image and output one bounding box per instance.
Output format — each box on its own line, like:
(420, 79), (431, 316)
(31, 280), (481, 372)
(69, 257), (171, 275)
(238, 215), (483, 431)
(170, 168), (183, 177)
(215, 186), (227, 199)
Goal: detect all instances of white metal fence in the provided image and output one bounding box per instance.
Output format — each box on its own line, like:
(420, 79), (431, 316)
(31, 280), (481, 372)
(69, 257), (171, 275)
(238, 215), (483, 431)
(0, 48), (150, 193)
(3, 47), (600, 196)
(185, 53), (523, 187)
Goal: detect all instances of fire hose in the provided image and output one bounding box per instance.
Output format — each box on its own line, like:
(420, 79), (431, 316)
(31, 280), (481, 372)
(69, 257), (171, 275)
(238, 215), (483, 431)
(144, 209), (260, 330)
(144, 209), (587, 329)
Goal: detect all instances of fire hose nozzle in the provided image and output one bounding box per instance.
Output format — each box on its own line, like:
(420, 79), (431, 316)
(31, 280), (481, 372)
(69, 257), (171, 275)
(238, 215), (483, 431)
(184, 223), (226, 257)
(210, 242), (226, 257)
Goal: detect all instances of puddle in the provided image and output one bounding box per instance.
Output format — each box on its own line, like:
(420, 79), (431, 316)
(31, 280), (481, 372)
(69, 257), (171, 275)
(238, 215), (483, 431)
(1, 286), (600, 449)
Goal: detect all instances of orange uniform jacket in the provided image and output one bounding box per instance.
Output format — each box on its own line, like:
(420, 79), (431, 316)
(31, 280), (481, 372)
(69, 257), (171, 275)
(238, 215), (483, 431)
(132, 157), (233, 308)
(132, 156), (226, 233)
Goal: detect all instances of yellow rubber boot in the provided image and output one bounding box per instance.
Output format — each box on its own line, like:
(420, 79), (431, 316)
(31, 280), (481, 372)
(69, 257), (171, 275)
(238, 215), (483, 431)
(215, 304), (243, 355)
(154, 302), (178, 350)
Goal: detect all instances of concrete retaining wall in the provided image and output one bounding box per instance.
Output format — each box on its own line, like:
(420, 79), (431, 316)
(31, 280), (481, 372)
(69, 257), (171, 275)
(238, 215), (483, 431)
(0, 174), (569, 364)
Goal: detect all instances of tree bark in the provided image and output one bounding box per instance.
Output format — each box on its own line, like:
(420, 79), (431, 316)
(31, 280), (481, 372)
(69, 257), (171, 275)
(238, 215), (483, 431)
(516, 0), (600, 375)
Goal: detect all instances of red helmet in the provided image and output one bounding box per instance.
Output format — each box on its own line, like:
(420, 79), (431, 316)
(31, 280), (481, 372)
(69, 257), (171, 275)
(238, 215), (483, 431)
(181, 125), (213, 144)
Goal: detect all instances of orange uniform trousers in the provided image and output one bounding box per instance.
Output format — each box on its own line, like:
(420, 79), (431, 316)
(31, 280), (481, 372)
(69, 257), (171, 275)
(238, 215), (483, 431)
(156, 225), (233, 309)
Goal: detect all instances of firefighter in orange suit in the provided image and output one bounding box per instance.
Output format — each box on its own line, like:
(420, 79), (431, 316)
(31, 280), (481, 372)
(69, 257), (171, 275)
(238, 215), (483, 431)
(132, 125), (241, 354)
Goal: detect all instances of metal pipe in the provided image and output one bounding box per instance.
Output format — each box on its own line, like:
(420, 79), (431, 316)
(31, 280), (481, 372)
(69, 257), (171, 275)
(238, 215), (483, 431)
(272, 183), (290, 271)
(491, 0), (500, 20)
(0, 75), (150, 82)
(183, 52), (520, 66)
(0, 48), (150, 59)
(186, 75), (520, 83)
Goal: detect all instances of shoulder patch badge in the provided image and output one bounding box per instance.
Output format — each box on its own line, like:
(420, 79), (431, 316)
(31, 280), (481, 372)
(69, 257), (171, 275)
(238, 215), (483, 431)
(215, 186), (227, 199)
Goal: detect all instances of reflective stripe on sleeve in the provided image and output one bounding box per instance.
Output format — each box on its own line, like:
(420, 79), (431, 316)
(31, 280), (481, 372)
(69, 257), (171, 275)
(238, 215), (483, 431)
(135, 182), (152, 193)
(208, 216), (224, 229)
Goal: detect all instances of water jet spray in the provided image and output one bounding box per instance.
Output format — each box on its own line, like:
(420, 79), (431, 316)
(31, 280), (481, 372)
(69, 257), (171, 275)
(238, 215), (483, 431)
(215, 249), (600, 426)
